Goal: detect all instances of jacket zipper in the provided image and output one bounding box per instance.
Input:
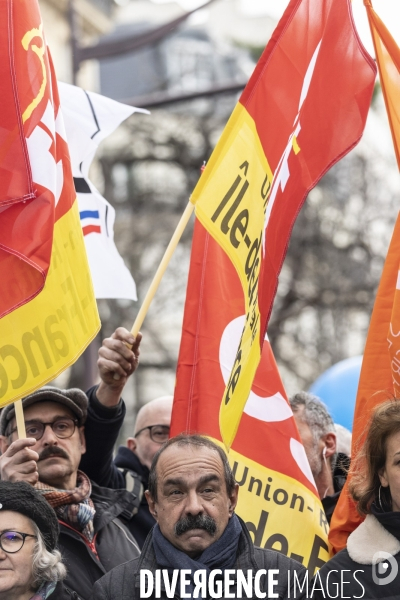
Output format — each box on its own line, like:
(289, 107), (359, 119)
(59, 519), (100, 559)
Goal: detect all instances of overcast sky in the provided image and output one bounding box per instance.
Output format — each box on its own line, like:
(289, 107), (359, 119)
(240, 0), (400, 57)
(152, 0), (400, 58)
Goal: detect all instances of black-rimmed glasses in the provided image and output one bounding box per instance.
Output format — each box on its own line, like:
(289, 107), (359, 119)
(134, 425), (170, 443)
(8, 418), (78, 441)
(0, 531), (37, 553)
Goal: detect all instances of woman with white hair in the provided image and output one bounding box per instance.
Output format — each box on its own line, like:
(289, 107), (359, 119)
(0, 481), (81, 600)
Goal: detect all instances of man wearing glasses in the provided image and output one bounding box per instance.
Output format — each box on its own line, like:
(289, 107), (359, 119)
(112, 396), (173, 548)
(83, 394), (172, 549)
(0, 327), (142, 600)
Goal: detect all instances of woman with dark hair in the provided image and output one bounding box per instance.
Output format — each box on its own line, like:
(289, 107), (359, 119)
(312, 399), (400, 598)
(0, 481), (81, 600)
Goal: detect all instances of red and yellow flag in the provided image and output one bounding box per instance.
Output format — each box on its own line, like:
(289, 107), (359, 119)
(173, 0), (376, 572)
(329, 0), (400, 553)
(172, 222), (330, 573)
(0, 0), (100, 407)
(183, 0), (376, 450)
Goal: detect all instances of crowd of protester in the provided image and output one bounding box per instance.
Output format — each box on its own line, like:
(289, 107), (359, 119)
(0, 327), (398, 599)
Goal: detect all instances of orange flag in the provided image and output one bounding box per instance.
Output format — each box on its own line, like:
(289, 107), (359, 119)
(364, 0), (400, 169)
(329, 1), (400, 553)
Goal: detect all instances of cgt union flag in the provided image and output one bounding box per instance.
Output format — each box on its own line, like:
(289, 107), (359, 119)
(0, 0), (100, 407)
(182, 0), (377, 449)
(172, 0), (376, 572)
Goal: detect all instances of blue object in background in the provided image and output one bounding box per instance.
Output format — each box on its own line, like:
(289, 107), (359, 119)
(309, 355), (363, 432)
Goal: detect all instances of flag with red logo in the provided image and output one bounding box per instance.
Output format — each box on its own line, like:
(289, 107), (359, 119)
(172, 0), (376, 572)
(0, 0), (100, 407)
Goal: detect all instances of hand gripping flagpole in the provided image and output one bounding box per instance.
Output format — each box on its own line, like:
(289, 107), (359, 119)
(14, 200), (195, 430)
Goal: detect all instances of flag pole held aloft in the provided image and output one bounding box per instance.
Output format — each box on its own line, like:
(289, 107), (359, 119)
(130, 200), (195, 337)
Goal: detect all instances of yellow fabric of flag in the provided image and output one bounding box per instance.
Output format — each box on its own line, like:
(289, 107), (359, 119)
(193, 104), (273, 448)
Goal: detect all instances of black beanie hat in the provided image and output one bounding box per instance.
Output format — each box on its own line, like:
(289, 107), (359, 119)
(0, 481), (59, 551)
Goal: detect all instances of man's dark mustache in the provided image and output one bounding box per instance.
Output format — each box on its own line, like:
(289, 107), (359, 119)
(174, 514), (217, 537)
(38, 446), (69, 461)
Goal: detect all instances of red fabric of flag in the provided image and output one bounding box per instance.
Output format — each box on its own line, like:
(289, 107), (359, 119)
(173, 0), (377, 567)
(0, 1), (66, 319)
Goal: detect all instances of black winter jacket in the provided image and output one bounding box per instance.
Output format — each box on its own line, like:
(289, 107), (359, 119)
(312, 514), (400, 599)
(113, 446), (155, 547)
(91, 518), (308, 600)
(49, 581), (83, 600)
(80, 388), (153, 548)
(59, 481), (140, 600)
(57, 388), (140, 600)
(79, 386), (127, 489)
(320, 453), (349, 524)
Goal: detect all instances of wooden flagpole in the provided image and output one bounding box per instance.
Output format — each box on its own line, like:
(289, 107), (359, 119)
(14, 201), (195, 432)
(131, 200), (195, 338)
(14, 201), (195, 431)
(15, 399), (27, 439)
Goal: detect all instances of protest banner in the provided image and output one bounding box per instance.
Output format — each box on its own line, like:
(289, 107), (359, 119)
(172, 221), (329, 574)
(171, 0), (377, 573)
(184, 0), (376, 449)
(329, 0), (400, 553)
(59, 82), (149, 301)
(128, 2), (376, 383)
(0, 0), (100, 417)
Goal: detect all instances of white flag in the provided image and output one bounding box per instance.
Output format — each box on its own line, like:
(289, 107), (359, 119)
(59, 82), (149, 300)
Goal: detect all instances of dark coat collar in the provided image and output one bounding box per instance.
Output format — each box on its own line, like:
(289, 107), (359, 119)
(114, 446), (150, 484)
(133, 516), (258, 589)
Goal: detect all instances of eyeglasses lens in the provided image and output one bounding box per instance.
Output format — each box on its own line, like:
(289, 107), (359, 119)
(52, 420), (75, 438)
(25, 419), (75, 440)
(1, 532), (24, 553)
(150, 426), (169, 443)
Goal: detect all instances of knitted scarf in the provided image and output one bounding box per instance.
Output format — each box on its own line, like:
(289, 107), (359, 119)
(36, 471), (96, 543)
(30, 581), (56, 599)
(152, 513), (242, 598)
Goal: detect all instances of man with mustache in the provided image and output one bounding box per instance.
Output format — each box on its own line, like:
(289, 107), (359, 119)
(0, 328), (141, 600)
(92, 435), (308, 600)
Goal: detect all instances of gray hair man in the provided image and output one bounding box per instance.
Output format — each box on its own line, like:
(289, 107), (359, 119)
(92, 435), (307, 600)
(290, 392), (349, 523)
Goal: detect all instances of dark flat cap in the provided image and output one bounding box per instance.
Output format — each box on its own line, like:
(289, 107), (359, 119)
(0, 386), (88, 435)
(0, 481), (59, 551)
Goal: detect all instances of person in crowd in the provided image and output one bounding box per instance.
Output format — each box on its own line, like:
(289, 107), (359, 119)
(92, 434), (307, 600)
(0, 480), (81, 600)
(113, 396), (173, 548)
(312, 399), (400, 599)
(334, 422), (352, 457)
(0, 328), (141, 600)
(290, 392), (349, 523)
